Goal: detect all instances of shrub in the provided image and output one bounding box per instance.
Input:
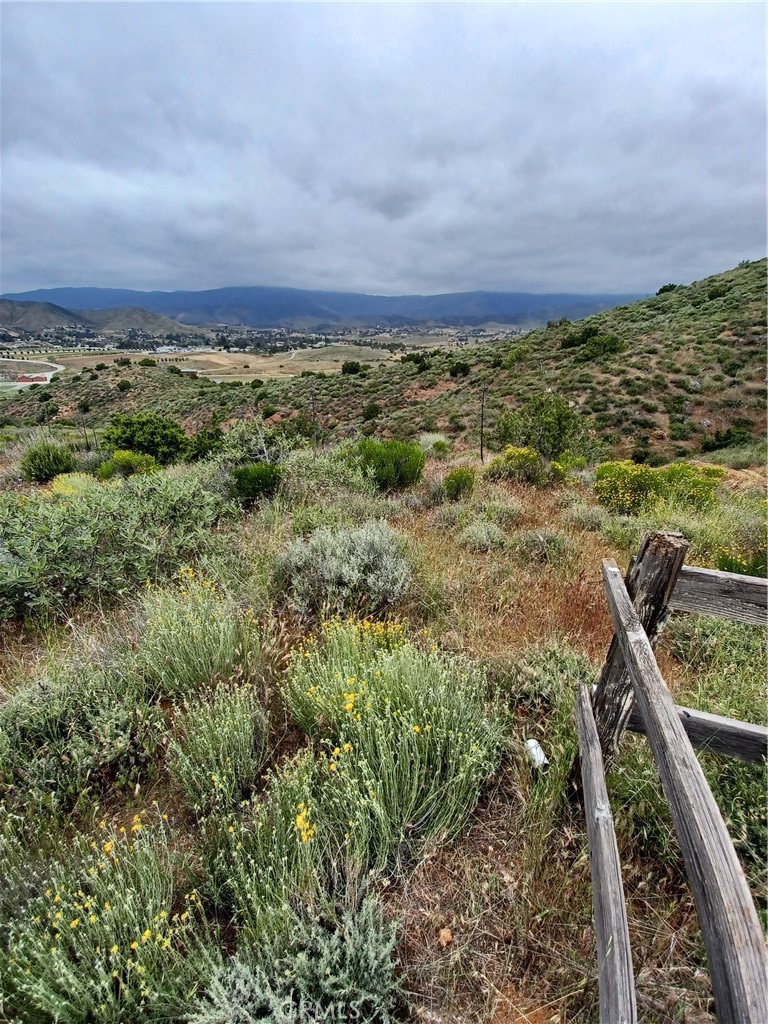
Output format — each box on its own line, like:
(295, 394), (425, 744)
(492, 394), (590, 459)
(96, 449), (160, 479)
(443, 467), (475, 501)
(19, 440), (76, 482)
(431, 440), (450, 458)
(0, 467), (227, 620)
(449, 360), (470, 378)
(190, 898), (399, 1024)
(0, 663), (163, 812)
(187, 427), (225, 461)
(231, 462), (283, 506)
(114, 356), (131, 366)
(485, 445), (546, 484)
(342, 361), (363, 375)
(137, 356), (157, 366)
(513, 529), (567, 565)
(1, 816), (213, 1020)
(280, 443), (374, 506)
(138, 571), (261, 700)
(361, 402), (381, 421)
(657, 283), (678, 294)
(276, 522), (412, 618)
(102, 412), (188, 465)
(116, 379), (132, 393)
(356, 439), (425, 491)
(168, 682), (268, 814)
(457, 520), (506, 551)
(49, 472), (100, 496)
(479, 496), (525, 528)
(594, 460), (725, 515)
(284, 619), (502, 865)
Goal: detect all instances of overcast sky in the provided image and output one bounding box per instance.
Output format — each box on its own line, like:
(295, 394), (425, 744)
(1, 2), (765, 296)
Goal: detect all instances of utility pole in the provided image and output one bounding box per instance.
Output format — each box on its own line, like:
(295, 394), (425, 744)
(308, 385), (318, 448)
(479, 385), (489, 463)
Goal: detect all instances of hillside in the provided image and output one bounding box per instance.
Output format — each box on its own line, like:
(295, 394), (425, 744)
(1, 283), (645, 328)
(2, 260), (764, 461)
(0, 299), (205, 337)
(0, 299), (89, 331)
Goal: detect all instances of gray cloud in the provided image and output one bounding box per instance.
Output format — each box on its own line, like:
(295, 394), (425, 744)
(1, 2), (765, 295)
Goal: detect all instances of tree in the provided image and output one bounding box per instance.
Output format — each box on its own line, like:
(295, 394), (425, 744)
(102, 412), (187, 465)
(493, 394), (588, 459)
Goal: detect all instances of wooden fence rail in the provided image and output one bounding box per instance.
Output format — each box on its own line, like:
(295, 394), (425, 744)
(669, 565), (768, 626)
(574, 684), (637, 1024)
(571, 534), (768, 1023)
(602, 559), (768, 1024)
(625, 700), (768, 763)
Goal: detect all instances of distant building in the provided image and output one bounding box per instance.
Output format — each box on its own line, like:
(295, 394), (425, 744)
(17, 373), (48, 383)
(179, 368), (198, 377)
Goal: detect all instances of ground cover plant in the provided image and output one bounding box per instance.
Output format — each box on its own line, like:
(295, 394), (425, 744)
(0, 330), (766, 1024)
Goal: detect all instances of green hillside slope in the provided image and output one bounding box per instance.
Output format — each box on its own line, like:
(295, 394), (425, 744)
(2, 259), (765, 460)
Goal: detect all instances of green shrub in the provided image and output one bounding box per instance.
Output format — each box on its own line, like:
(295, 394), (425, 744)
(231, 462), (283, 506)
(443, 467), (475, 501)
(1, 816), (214, 1021)
(137, 356), (157, 366)
(284, 619), (502, 866)
(342, 360), (363, 375)
(356, 439), (425, 491)
(168, 682), (268, 814)
(513, 529), (567, 565)
(187, 427), (225, 461)
(19, 440), (76, 482)
(0, 467), (227, 620)
(49, 473), (100, 496)
(276, 521), (412, 619)
(361, 402), (381, 421)
(485, 445), (546, 484)
(457, 520), (506, 551)
(102, 413), (188, 465)
(449, 360), (470, 377)
(0, 663), (163, 812)
(492, 394), (590, 458)
(96, 449), (160, 479)
(190, 898), (399, 1024)
(431, 439), (450, 458)
(116, 379), (132, 393)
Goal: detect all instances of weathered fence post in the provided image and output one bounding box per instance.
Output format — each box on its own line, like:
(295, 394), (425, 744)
(569, 531), (689, 799)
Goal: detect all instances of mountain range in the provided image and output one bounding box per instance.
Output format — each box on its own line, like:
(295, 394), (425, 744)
(0, 284), (646, 330)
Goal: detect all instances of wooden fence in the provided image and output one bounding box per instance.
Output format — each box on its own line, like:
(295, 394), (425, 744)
(571, 531), (768, 1024)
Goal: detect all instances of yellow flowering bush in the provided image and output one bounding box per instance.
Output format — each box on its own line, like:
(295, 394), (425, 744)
(1, 812), (215, 1021)
(284, 619), (502, 869)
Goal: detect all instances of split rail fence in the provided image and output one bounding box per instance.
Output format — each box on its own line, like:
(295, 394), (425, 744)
(570, 531), (768, 1024)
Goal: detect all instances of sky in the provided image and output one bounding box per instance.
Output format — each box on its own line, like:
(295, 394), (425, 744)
(1, 2), (765, 296)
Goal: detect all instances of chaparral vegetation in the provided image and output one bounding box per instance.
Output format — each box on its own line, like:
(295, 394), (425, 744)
(0, 263), (765, 1023)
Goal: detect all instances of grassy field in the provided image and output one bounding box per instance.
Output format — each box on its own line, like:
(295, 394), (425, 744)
(0, 418), (764, 1023)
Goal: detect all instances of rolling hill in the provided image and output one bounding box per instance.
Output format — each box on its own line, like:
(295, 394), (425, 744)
(1, 260), (764, 462)
(0, 300), (206, 336)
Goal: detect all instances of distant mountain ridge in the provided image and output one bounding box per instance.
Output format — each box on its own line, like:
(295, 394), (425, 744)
(1, 284), (646, 328)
